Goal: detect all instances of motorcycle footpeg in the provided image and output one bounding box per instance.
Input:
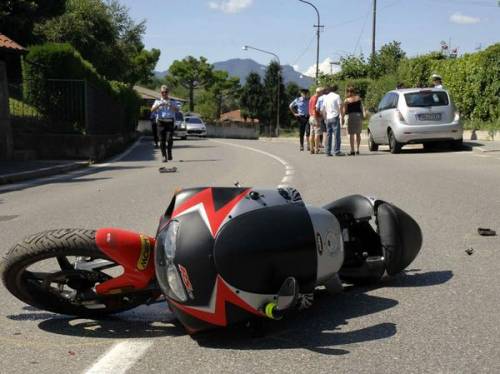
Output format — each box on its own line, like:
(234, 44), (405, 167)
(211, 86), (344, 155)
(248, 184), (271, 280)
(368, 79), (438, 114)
(262, 277), (299, 320)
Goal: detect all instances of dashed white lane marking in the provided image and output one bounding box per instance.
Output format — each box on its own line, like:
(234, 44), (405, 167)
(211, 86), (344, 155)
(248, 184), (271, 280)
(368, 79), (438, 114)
(210, 139), (295, 187)
(83, 341), (152, 374)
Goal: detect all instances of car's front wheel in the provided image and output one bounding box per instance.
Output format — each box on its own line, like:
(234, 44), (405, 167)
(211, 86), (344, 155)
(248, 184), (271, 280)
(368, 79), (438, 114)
(388, 130), (402, 154)
(368, 131), (379, 152)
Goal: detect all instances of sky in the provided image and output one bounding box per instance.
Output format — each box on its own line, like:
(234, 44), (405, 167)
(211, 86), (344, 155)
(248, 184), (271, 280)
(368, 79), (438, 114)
(118, 0), (500, 76)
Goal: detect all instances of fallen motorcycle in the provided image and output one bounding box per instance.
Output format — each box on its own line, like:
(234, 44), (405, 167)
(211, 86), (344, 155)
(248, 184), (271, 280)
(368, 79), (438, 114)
(1, 187), (422, 333)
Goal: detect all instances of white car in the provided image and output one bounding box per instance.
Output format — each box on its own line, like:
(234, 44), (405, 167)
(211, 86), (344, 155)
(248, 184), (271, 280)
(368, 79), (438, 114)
(184, 116), (207, 137)
(367, 88), (463, 153)
(174, 112), (187, 140)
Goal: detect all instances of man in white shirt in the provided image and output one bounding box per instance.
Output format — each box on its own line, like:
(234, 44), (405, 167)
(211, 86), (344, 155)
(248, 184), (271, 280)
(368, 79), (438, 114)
(431, 74), (444, 89)
(317, 84), (344, 156)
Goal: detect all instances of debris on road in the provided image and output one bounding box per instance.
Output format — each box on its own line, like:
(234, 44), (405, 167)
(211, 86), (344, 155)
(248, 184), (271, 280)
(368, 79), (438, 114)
(465, 247), (474, 255)
(159, 166), (177, 173)
(478, 227), (496, 236)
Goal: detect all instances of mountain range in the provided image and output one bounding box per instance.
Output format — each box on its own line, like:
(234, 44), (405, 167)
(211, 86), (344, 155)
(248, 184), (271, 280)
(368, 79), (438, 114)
(155, 58), (314, 88)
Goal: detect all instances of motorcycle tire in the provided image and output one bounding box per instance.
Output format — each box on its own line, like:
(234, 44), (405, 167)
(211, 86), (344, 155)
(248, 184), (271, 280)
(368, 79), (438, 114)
(1, 228), (154, 318)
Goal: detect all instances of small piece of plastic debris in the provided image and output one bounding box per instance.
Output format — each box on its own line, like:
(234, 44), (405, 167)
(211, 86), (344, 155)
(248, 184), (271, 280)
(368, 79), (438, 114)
(478, 227), (496, 236)
(159, 166), (177, 173)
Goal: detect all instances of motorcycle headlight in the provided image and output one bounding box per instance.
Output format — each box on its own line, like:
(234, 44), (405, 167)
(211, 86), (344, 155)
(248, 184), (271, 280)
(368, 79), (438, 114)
(155, 220), (187, 302)
(167, 264), (187, 301)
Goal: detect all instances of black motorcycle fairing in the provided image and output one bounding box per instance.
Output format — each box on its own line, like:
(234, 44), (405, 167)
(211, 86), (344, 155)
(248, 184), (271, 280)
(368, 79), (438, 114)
(376, 202), (422, 275)
(213, 204), (317, 295)
(323, 195), (423, 279)
(322, 194), (375, 223)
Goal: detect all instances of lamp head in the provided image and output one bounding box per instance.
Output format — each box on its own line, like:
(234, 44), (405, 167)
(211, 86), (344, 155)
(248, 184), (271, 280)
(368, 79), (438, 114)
(242, 46), (248, 51)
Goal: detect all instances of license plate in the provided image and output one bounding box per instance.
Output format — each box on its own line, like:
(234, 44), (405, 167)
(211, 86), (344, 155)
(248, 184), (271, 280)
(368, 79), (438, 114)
(417, 113), (441, 121)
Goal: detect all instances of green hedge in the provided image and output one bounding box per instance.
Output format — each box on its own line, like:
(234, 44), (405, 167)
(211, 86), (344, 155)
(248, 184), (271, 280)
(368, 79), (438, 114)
(397, 45), (500, 121)
(22, 43), (140, 133)
(430, 44), (500, 121)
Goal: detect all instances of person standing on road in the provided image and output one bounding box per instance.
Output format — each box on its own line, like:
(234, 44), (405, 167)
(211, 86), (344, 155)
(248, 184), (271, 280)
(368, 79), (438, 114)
(289, 89), (310, 151)
(431, 74), (444, 89)
(318, 84), (344, 157)
(316, 88), (328, 150)
(308, 87), (323, 154)
(344, 86), (365, 155)
(151, 85), (178, 162)
(150, 109), (159, 149)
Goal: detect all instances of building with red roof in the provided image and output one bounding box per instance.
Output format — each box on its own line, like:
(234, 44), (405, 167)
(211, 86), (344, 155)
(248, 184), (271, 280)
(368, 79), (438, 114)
(0, 33), (27, 83)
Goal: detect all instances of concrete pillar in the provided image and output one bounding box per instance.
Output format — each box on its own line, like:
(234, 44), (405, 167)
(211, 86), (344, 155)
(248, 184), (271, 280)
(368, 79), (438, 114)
(0, 61), (14, 160)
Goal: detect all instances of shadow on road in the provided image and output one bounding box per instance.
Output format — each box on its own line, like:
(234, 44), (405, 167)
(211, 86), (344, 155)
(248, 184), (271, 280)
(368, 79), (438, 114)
(378, 145), (472, 154)
(194, 269), (453, 354)
(5, 270), (452, 348)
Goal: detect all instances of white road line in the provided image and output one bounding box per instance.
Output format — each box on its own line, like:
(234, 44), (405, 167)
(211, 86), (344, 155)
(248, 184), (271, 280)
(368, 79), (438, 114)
(83, 341), (152, 374)
(471, 154), (491, 158)
(210, 139), (294, 187)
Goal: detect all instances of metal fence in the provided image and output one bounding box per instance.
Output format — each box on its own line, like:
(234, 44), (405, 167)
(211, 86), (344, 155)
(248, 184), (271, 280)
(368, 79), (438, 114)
(8, 79), (129, 135)
(8, 79), (86, 134)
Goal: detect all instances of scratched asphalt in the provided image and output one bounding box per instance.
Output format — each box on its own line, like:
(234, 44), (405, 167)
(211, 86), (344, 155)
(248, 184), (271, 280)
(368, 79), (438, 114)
(0, 137), (499, 374)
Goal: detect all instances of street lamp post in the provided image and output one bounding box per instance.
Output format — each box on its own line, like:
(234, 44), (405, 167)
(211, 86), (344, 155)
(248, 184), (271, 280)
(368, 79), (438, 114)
(298, 0), (322, 83)
(242, 45), (281, 137)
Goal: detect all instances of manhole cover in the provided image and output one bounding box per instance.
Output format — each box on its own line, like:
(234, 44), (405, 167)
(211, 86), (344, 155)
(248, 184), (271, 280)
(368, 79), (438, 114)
(0, 215), (19, 222)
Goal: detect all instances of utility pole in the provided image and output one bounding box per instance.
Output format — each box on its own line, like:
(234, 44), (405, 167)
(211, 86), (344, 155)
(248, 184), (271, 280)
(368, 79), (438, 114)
(371, 0), (377, 61)
(298, 1), (323, 83)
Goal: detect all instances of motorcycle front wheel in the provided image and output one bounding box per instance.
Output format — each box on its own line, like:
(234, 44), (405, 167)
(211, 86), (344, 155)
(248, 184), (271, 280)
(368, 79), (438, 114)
(1, 228), (155, 318)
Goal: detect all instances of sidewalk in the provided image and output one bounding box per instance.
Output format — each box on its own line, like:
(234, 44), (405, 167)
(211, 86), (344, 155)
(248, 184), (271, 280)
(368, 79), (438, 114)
(0, 160), (89, 185)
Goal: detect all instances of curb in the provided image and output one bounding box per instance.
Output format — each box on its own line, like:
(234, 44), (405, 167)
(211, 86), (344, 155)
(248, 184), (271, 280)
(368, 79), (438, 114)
(0, 161), (90, 185)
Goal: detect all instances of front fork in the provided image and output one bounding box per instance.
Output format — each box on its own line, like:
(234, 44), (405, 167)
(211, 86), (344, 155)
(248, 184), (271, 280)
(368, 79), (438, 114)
(94, 228), (157, 295)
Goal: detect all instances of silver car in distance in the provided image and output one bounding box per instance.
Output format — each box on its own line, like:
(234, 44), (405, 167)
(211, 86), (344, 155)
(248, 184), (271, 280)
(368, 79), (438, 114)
(367, 88), (463, 153)
(185, 116), (207, 138)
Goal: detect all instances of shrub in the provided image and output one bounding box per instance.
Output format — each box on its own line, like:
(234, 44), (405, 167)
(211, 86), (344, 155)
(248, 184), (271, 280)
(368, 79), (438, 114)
(364, 75), (398, 112)
(110, 81), (141, 133)
(22, 42), (140, 134)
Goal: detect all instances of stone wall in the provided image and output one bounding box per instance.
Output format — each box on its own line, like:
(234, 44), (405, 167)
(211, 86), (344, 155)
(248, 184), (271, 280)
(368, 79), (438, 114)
(206, 121), (259, 140)
(0, 62), (13, 160)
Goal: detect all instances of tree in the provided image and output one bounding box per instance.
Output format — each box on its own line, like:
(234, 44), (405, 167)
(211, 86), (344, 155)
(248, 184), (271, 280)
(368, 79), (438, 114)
(339, 54), (369, 80)
(194, 72), (240, 122)
(370, 41), (406, 78)
(263, 61), (285, 133)
(240, 72), (264, 123)
(35, 0), (159, 85)
(168, 56), (214, 111)
(0, 0), (66, 45)
(210, 70), (241, 119)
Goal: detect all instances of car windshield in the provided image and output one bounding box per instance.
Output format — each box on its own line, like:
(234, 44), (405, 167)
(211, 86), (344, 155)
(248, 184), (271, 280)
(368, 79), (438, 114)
(186, 117), (202, 124)
(175, 112), (184, 121)
(404, 91), (449, 107)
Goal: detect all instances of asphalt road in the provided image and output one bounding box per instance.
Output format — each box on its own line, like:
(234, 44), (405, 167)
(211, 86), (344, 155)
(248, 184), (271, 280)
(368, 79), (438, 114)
(1, 137), (499, 374)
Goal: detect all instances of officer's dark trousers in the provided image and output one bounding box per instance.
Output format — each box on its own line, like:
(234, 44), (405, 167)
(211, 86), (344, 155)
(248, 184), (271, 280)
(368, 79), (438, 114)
(158, 119), (174, 159)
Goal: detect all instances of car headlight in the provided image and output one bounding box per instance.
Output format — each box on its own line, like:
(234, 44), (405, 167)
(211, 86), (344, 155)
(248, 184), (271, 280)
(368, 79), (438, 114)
(155, 220), (187, 302)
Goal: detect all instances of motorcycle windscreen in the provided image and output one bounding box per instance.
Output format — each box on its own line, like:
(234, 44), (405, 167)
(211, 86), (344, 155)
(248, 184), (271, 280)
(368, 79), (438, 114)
(213, 204), (317, 294)
(376, 203), (423, 275)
